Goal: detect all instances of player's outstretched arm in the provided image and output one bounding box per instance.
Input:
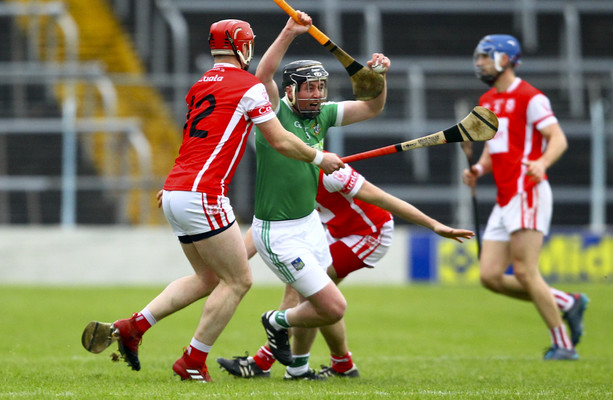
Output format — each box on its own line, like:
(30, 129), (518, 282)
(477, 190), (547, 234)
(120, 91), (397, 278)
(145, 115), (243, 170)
(430, 223), (475, 243)
(355, 180), (474, 243)
(256, 10), (312, 109)
(256, 118), (344, 174)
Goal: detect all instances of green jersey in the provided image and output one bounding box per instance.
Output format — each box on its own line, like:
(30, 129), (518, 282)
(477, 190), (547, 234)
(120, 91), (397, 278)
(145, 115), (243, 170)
(253, 97), (342, 221)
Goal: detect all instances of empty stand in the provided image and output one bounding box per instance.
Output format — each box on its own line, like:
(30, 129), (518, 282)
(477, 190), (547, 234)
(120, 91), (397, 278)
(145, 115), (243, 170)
(0, 0), (611, 228)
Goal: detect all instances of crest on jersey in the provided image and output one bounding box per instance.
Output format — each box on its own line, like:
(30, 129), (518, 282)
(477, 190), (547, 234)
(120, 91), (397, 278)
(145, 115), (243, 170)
(311, 122), (321, 135)
(291, 257), (305, 270)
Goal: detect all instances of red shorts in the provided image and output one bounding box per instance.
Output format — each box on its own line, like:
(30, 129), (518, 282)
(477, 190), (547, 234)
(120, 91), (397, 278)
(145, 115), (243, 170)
(327, 219), (393, 279)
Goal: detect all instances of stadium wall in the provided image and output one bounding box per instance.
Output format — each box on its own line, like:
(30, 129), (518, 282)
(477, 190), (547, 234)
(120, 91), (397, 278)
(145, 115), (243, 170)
(0, 227), (610, 286)
(0, 227), (407, 286)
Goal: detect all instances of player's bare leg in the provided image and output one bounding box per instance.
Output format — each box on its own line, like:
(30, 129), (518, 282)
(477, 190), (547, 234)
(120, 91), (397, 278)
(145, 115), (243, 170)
(316, 318), (359, 377)
(479, 236), (587, 348)
(188, 223), (252, 347)
(81, 272), (218, 369)
(319, 319), (348, 356)
(480, 231), (576, 359)
(480, 240), (519, 295)
(508, 230), (561, 328)
(144, 273), (219, 320)
(511, 230), (577, 359)
(217, 284), (301, 378)
(480, 233), (561, 327)
(286, 281), (318, 355)
(170, 223), (252, 381)
(285, 281), (346, 327)
(480, 245), (547, 302)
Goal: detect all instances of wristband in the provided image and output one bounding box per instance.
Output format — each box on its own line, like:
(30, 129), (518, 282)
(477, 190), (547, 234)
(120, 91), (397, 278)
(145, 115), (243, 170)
(310, 150), (324, 166)
(473, 163), (484, 177)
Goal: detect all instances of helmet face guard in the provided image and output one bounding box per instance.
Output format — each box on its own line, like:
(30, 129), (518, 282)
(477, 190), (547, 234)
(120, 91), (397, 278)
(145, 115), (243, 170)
(473, 34), (521, 86)
(282, 60), (329, 118)
(209, 19), (255, 69)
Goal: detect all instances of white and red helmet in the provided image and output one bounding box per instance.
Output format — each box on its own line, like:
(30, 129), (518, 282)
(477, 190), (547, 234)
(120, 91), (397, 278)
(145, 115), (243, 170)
(209, 19), (255, 68)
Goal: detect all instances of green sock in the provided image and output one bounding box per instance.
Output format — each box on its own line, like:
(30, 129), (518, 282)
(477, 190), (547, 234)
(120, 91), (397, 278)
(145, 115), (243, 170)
(290, 353), (309, 368)
(287, 353), (310, 375)
(275, 310), (290, 328)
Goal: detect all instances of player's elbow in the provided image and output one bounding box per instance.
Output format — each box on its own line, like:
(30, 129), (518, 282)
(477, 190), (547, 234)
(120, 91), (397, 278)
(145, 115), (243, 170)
(366, 101), (385, 118)
(268, 137), (292, 154)
(560, 136), (569, 153)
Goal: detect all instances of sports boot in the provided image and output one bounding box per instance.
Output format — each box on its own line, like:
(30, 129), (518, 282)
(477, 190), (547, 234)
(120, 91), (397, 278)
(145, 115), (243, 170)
(543, 346), (578, 361)
(173, 350), (213, 382)
(111, 313), (143, 371)
(217, 355), (270, 378)
(563, 293), (589, 346)
(261, 311), (292, 366)
(284, 368), (326, 381)
(318, 364), (360, 378)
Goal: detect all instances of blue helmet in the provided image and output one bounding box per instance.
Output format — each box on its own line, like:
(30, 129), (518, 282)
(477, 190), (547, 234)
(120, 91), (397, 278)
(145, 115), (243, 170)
(474, 34), (521, 85)
(474, 34), (522, 67)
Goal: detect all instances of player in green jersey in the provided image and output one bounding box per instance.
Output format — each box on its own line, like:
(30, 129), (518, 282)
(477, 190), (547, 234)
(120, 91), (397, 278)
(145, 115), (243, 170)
(241, 10), (389, 379)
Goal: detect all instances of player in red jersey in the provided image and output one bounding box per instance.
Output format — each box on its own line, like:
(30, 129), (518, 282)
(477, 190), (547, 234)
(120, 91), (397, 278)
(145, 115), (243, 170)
(217, 163), (474, 378)
(81, 19), (343, 381)
(463, 34), (588, 361)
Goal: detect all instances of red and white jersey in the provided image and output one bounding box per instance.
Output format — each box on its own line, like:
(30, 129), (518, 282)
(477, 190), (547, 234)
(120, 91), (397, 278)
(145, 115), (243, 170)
(164, 63), (275, 196)
(316, 165), (393, 238)
(479, 77), (558, 207)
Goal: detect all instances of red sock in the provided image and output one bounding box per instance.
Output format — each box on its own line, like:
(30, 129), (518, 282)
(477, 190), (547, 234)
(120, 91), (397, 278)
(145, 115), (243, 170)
(331, 352), (353, 373)
(253, 346), (276, 370)
(132, 313), (152, 335)
(187, 345), (208, 363)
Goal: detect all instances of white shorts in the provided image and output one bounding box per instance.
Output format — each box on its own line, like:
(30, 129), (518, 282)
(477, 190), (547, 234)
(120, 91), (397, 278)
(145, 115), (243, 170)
(162, 190), (235, 241)
(252, 210), (332, 297)
(326, 219), (394, 267)
(483, 181), (553, 241)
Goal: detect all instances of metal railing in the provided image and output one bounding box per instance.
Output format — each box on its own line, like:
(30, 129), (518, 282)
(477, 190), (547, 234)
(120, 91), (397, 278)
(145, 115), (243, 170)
(1, 0), (610, 229)
(0, 1), (78, 63)
(0, 117), (154, 225)
(0, 2), (155, 227)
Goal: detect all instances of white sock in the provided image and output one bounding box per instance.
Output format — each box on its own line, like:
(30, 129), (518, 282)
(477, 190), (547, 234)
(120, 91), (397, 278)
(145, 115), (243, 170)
(189, 337), (212, 353)
(139, 307), (157, 326)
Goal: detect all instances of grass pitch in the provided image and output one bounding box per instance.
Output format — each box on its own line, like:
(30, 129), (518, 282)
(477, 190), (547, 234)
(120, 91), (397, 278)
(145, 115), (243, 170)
(0, 283), (610, 399)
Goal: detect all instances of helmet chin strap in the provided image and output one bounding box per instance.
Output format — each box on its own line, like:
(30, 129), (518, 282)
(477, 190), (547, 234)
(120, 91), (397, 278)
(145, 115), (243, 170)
(493, 52), (506, 72)
(288, 89), (307, 117)
(225, 30), (248, 70)
(288, 86), (297, 108)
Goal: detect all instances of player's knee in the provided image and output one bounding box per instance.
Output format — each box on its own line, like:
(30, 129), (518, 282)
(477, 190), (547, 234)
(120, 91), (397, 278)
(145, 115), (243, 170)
(324, 296), (347, 323)
(238, 273), (253, 294)
(512, 268), (530, 286)
(480, 272), (501, 292)
(226, 271), (252, 297)
(192, 273), (220, 298)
